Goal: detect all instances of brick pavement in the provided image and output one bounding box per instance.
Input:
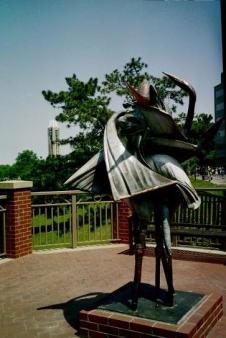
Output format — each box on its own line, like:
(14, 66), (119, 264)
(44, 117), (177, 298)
(0, 244), (225, 338)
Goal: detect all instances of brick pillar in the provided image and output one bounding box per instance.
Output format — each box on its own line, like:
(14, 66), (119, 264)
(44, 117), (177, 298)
(0, 180), (33, 258)
(117, 200), (132, 244)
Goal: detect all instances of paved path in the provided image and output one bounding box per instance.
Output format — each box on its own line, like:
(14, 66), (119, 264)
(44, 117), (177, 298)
(0, 244), (226, 337)
(196, 174), (226, 186)
(211, 175), (226, 185)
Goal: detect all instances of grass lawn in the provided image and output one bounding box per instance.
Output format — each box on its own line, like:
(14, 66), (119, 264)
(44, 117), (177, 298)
(191, 178), (226, 192)
(32, 217), (112, 250)
(32, 202), (113, 250)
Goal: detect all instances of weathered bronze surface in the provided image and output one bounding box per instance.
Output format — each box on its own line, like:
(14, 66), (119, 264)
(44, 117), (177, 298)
(66, 73), (223, 309)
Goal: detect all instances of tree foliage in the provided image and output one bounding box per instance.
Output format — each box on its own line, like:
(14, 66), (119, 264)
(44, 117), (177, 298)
(42, 57), (189, 166)
(42, 76), (112, 162)
(13, 150), (39, 181)
(175, 112), (214, 145)
(180, 113), (215, 175)
(102, 57), (187, 113)
(190, 113), (213, 144)
(0, 58), (216, 190)
(0, 164), (14, 181)
(102, 57), (152, 105)
(0, 150), (76, 191)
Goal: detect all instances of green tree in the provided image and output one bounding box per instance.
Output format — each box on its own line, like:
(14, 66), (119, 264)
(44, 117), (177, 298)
(0, 164), (14, 181)
(34, 155), (76, 191)
(13, 150), (39, 181)
(190, 113), (213, 144)
(102, 57), (186, 113)
(180, 113), (214, 176)
(42, 57), (188, 165)
(42, 76), (113, 164)
(175, 112), (214, 145)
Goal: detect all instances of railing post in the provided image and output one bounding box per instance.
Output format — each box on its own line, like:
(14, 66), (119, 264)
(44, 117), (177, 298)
(72, 194), (77, 248)
(112, 202), (119, 241)
(0, 180), (33, 258)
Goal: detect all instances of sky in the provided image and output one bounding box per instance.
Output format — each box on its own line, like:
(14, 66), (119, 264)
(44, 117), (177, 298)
(0, 0), (222, 164)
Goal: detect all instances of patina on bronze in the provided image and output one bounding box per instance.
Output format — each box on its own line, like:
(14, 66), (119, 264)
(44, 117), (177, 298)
(65, 73), (223, 310)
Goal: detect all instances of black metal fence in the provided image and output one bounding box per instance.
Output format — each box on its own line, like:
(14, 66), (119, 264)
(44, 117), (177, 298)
(146, 188), (226, 250)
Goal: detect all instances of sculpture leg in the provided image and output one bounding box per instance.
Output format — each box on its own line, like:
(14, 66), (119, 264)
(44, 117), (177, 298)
(162, 205), (174, 295)
(128, 215), (134, 255)
(132, 216), (146, 310)
(155, 204), (175, 306)
(161, 247), (174, 306)
(155, 215), (162, 301)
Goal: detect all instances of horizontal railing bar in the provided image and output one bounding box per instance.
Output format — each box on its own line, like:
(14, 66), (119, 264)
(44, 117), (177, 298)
(148, 232), (226, 238)
(32, 203), (72, 207)
(171, 229), (226, 238)
(32, 190), (86, 196)
(196, 187), (226, 191)
(171, 223), (226, 229)
(33, 243), (71, 247)
(148, 224), (226, 230)
(77, 240), (115, 244)
(76, 201), (114, 205)
(32, 201), (114, 208)
(0, 195), (7, 200)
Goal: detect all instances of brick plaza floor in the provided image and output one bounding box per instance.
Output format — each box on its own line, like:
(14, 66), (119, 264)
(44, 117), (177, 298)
(0, 244), (225, 338)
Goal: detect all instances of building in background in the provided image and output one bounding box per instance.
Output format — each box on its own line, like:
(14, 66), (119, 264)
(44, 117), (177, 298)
(48, 120), (60, 156)
(214, 73), (225, 165)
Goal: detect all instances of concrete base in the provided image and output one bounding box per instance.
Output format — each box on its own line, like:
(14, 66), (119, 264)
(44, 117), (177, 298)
(79, 284), (223, 338)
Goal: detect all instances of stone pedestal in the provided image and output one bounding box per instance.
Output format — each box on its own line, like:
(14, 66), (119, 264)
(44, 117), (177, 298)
(79, 283), (223, 338)
(0, 180), (33, 258)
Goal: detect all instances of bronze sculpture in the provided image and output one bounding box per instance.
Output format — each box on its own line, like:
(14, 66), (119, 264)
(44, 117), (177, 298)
(66, 73), (223, 309)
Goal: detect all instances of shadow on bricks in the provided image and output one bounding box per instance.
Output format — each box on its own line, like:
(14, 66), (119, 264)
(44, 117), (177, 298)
(37, 292), (109, 331)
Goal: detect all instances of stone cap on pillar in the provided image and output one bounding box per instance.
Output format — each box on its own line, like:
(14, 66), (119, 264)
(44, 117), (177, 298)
(0, 180), (33, 190)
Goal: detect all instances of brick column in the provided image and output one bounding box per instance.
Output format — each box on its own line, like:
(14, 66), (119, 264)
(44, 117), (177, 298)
(117, 200), (132, 244)
(0, 180), (33, 258)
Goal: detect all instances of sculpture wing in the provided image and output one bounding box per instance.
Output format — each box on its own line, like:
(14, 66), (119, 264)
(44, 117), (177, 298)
(65, 150), (111, 194)
(140, 106), (187, 140)
(65, 110), (200, 209)
(104, 112), (176, 201)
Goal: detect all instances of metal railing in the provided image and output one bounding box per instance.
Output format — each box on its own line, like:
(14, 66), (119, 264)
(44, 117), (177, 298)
(31, 191), (119, 250)
(0, 186), (223, 252)
(146, 188), (226, 250)
(0, 195), (7, 256)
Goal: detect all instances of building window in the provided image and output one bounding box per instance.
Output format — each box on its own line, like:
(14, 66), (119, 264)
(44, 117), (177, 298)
(216, 102), (224, 111)
(215, 88), (224, 98)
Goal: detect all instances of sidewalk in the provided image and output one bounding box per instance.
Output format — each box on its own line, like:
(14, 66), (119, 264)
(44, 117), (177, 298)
(211, 175), (226, 185)
(196, 174), (226, 185)
(0, 244), (225, 337)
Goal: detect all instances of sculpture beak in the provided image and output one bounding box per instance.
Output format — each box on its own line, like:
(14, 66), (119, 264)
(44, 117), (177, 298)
(163, 72), (196, 137)
(127, 83), (150, 107)
(163, 72), (196, 98)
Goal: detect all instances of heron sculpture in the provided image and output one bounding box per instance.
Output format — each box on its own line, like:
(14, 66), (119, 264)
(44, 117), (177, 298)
(65, 73), (223, 310)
